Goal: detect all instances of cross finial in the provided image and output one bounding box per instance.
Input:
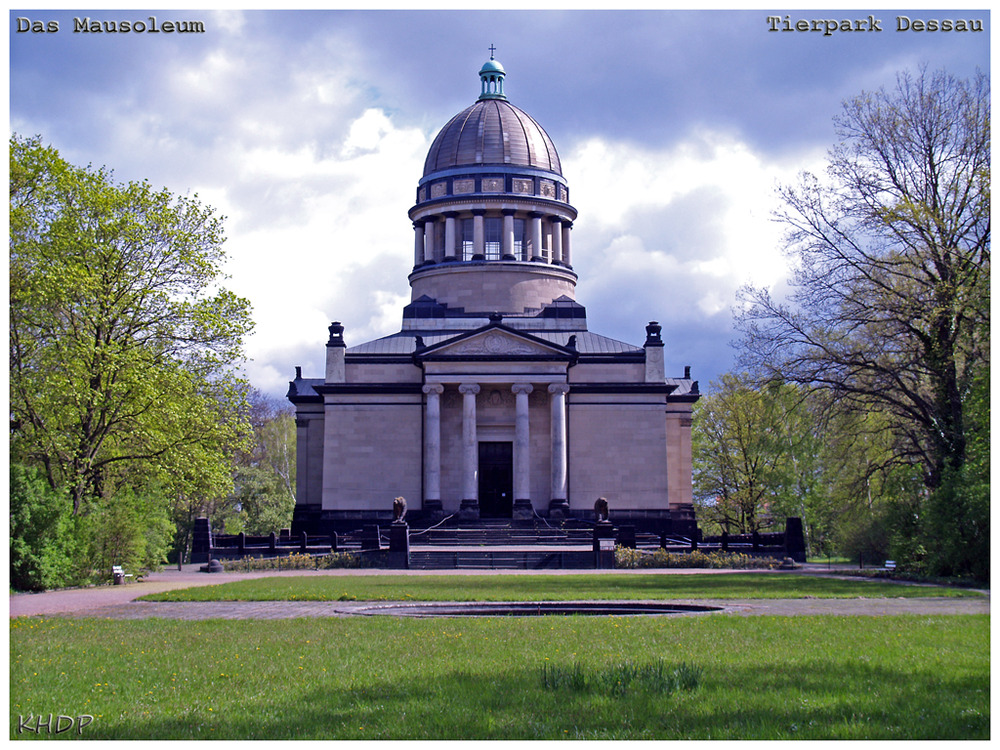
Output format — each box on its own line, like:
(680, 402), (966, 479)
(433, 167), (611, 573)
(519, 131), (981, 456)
(488, 44), (497, 59)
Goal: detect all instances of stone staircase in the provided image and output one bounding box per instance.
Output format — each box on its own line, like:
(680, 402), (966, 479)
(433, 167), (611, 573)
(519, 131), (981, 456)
(409, 524), (592, 546)
(407, 548), (595, 570)
(404, 522), (597, 570)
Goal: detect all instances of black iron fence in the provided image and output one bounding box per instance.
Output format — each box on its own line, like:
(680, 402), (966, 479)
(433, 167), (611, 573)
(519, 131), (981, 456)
(191, 517), (807, 567)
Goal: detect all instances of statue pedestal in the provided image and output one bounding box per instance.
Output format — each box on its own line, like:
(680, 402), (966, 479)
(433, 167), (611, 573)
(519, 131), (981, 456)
(593, 522), (616, 569)
(388, 523), (409, 569)
(361, 525), (381, 552)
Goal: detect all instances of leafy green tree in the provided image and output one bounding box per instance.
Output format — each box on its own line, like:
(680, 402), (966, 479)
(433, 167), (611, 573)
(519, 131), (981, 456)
(10, 134), (253, 512)
(168, 484), (246, 566)
(84, 484), (176, 576)
(693, 374), (798, 535)
(229, 390), (296, 535)
(10, 134), (253, 581)
(693, 375), (917, 559)
(914, 361), (989, 578)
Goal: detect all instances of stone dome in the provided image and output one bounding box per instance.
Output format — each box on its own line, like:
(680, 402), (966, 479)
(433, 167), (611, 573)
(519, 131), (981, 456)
(422, 98), (562, 177)
(407, 53), (577, 312)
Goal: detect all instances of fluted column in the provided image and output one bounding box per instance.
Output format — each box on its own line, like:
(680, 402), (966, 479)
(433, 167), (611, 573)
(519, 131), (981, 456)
(562, 222), (573, 267)
(444, 213), (457, 261)
(502, 210), (516, 260)
(423, 218), (436, 264)
(512, 383), (534, 521)
(422, 384), (444, 515)
(459, 383), (481, 519)
(530, 212), (544, 262)
(548, 384), (570, 517)
(550, 217), (563, 265)
(413, 221), (424, 266)
(472, 211), (485, 259)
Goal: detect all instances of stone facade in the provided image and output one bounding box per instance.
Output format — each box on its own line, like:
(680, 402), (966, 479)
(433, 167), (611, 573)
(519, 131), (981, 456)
(288, 55), (699, 534)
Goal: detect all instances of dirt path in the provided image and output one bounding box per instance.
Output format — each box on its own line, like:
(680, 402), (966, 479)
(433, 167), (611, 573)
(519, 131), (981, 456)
(9, 566), (989, 620)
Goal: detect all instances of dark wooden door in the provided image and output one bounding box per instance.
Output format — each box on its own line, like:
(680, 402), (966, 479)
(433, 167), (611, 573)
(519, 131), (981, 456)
(478, 442), (513, 518)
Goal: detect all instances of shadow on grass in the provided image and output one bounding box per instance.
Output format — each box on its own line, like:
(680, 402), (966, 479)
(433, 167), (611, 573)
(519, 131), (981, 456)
(79, 656), (989, 740)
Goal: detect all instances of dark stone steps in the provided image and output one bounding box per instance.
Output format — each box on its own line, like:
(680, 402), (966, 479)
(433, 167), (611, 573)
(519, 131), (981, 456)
(407, 549), (594, 570)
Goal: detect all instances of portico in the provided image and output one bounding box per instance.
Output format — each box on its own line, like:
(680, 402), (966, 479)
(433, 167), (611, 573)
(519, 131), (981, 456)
(416, 322), (575, 523)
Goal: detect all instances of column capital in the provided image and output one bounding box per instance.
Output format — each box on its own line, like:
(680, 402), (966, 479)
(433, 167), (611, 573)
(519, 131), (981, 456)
(422, 383), (445, 395)
(547, 383), (570, 395)
(511, 383), (534, 395)
(459, 383), (481, 395)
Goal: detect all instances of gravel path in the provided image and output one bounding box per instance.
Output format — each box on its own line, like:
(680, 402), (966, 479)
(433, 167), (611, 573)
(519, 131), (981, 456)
(9, 566), (989, 620)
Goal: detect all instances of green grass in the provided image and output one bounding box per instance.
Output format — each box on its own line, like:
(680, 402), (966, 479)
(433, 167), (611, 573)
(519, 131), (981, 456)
(140, 572), (981, 603)
(10, 614), (989, 739)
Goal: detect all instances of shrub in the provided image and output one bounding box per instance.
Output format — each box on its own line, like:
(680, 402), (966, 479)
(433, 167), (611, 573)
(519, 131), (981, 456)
(82, 486), (175, 581)
(221, 551), (366, 572)
(912, 465), (990, 581)
(836, 504), (893, 565)
(614, 546), (781, 569)
(9, 464), (82, 591)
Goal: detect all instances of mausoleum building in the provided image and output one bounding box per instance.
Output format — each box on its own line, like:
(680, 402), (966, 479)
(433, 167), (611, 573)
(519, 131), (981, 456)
(288, 54), (699, 534)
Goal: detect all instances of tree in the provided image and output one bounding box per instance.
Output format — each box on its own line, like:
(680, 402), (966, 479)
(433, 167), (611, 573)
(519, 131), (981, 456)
(84, 484), (176, 576)
(737, 68), (989, 490)
(10, 134), (253, 581)
(820, 406), (925, 564)
(693, 376), (930, 560)
(693, 374), (797, 535)
(735, 68), (989, 577)
(229, 390), (296, 535)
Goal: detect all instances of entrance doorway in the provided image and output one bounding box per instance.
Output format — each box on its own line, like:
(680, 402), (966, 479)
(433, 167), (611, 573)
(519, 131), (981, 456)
(478, 441), (513, 518)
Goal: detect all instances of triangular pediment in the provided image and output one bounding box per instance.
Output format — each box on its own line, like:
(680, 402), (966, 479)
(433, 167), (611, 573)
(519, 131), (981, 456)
(419, 325), (571, 359)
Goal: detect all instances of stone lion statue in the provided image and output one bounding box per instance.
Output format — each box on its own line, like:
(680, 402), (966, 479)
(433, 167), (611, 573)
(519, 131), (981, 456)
(594, 497), (609, 523)
(392, 496), (407, 523)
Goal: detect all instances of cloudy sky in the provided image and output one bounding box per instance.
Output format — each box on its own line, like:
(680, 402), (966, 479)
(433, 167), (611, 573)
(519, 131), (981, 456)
(9, 5), (990, 396)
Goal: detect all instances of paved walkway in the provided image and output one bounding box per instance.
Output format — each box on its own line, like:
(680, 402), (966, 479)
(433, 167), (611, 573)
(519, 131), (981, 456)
(8, 565), (989, 620)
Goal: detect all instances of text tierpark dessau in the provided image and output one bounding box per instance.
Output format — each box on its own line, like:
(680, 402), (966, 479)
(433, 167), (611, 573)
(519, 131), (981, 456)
(767, 14), (983, 35)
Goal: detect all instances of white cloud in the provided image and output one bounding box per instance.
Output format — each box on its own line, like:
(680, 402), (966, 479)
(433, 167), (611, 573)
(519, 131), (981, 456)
(566, 131), (826, 324)
(206, 10), (246, 35)
(46, 34), (433, 396)
(212, 107), (429, 394)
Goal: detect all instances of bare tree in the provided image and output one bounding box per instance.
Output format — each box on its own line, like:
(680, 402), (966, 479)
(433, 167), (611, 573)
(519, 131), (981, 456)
(737, 67), (989, 490)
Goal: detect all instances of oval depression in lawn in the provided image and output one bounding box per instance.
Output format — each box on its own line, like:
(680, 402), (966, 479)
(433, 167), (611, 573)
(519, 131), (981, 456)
(351, 601), (725, 617)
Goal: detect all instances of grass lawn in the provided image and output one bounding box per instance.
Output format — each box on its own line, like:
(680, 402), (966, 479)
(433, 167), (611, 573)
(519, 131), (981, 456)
(10, 613), (988, 740)
(140, 572), (983, 603)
